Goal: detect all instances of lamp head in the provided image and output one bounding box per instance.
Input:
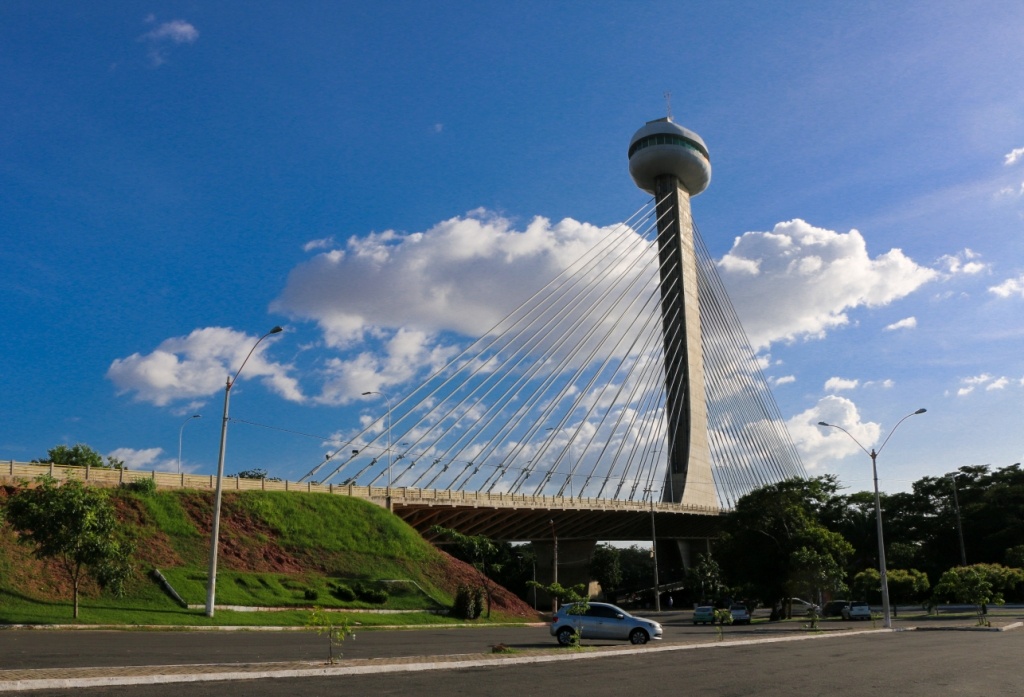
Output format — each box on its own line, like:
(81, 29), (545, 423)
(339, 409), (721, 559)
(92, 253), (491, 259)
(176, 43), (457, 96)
(269, 326), (283, 334)
(914, 408), (927, 414)
(817, 421), (831, 427)
(362, 391), (373, 396)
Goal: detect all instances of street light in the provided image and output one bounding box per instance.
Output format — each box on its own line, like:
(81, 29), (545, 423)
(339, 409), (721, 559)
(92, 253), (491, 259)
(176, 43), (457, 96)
(177, 414), (201, 474)
(818, 407), (926, 629)
(205, 325), (283, 618)
(361, 391), (392, 495)
(945, 472), (968, 566)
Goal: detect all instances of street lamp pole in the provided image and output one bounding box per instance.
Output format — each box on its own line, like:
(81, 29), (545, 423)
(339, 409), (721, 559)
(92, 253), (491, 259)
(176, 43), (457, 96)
(945, 472), (968, 566)
(362, 391), (392, 502)
(178, 414), (201, 475)
(549, 519), (558, 613)
(205, 326), (283, 618)
(646, 487), (661, 612)
(818, 408), (926, 629)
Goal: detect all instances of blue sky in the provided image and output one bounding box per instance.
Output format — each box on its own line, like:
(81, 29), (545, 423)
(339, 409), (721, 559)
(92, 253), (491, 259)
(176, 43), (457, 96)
(3, 1), (1023, 497)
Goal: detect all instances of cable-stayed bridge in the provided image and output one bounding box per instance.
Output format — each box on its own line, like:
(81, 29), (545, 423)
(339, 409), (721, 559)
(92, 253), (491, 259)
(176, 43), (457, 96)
(298, 117), (805, 552)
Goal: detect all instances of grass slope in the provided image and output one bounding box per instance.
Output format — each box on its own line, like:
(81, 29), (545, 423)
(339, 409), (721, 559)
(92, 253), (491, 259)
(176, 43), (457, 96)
(0, 484), (536, 626)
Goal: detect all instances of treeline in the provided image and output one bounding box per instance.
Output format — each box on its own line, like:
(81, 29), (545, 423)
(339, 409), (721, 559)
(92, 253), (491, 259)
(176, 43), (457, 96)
(713, 466), (1024, 616)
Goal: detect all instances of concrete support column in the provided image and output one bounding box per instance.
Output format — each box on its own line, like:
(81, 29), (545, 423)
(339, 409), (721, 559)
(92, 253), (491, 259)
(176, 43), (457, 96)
(653, 175), (715, 510)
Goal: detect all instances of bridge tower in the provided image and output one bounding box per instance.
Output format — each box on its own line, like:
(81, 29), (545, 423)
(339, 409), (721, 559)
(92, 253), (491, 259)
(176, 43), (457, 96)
(628, 117), (717, 510)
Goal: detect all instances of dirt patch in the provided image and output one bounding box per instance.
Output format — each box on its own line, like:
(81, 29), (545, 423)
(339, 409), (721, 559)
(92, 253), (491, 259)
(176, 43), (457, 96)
(176, 491), (308, 574)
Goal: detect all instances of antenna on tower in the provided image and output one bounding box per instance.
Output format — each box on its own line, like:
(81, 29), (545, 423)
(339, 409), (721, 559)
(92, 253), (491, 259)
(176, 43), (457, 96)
(664, 91), (673, 120)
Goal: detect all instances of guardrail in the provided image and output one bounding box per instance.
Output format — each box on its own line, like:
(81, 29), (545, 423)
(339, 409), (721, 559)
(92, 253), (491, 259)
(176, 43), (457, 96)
(0, 460), (720, 516)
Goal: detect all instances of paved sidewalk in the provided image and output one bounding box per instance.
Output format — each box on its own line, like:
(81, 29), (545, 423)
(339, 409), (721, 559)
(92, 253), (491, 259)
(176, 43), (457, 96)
(1, 620), (1019, 692)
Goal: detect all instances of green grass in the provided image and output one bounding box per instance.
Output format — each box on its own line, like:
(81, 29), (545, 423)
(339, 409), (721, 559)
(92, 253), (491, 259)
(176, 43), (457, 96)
(0, 587), (488, 627)
(0, 485), (522, 628)
(156, 569), (444, 611)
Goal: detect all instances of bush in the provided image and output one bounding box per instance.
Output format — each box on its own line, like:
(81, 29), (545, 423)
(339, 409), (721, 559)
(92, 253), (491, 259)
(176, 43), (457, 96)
(304, 588), (320, 601)
(121, 478), (158, 494)
(331, 583), (357, 602)
(453, 585), (484, 619)
(354, 582), (388, 604)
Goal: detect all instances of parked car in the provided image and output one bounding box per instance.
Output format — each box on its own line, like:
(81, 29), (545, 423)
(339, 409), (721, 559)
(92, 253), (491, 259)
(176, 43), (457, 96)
(729, 603), (752, 625)
(842, 601), (872, 621)
(550, 602), (663, 645)
(692, 606), (716, 625)
(821, 600), (849, 617)
(788, 598), (820, 616)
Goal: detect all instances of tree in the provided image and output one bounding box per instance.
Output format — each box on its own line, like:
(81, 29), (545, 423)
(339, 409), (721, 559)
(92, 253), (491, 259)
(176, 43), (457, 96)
(933, 563), (1024, 611)
(719, 476), (853, 619)
(3, 475), (135, 617)
(888, 568), (930, 609)
(617, 544), (655, 600)
(36, 443), (123, 470)
(430, 526), (501, 618)
(589, 544), (622, 602)
(787, 543), (847, 610)
(686, 552), (725, 604)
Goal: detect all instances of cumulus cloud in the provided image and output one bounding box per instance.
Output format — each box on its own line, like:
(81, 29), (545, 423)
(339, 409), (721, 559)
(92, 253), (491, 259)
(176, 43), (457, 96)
(139, 18), (198, 66)
(989, 275), (1024, 298)
(770, 375), (796, 386)
(786, 395), (881, 470)
(1005, 146), (1024, 166)
(824, 377), (859, 392)
(717, 219), (938, 349)
(884, 317), (917, 331)
(863, 379), (894, 389)
(107, 327), (300, 406)
(270, 211), (646, 403)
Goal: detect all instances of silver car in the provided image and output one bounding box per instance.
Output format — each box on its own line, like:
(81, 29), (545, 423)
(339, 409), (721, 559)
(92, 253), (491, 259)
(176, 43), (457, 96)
(550, 602), (663, 645)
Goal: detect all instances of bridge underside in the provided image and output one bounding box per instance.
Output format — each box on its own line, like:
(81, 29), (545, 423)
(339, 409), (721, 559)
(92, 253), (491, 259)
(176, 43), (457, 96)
(396, 501), (724, 543)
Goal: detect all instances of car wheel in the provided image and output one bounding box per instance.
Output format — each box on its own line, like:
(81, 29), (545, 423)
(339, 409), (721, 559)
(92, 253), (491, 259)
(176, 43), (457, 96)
(556, 626), (577, 646)
(629, 629), (649, 645)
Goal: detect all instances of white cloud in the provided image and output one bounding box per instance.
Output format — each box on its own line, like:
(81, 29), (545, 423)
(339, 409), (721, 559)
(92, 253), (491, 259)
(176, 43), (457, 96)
(303, 237), (336, 252)
(786, 395), (881, 470)
(717, 219), (938, 349)
(956, 373), (992, 396)
(107, 447), (180, 472)
(939, 248), (988, 275)
(107, 327), (300, 406)
(1005, 146), (1024, 166)
(987, 377), (1009, 390)
(824, 377), (859, 392)
(771, 375), (796, 386)
(141, 20), (199, 44)
(989, 275), (1024, 298)
(884, 317), (917, 331)
(139, 19), (198, 66)
(863, 379), (895, 389)
(273, 211), (646, 404)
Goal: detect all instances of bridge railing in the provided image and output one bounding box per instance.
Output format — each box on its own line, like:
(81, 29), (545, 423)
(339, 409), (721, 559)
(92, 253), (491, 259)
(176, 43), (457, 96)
(0, 461), (720, 515)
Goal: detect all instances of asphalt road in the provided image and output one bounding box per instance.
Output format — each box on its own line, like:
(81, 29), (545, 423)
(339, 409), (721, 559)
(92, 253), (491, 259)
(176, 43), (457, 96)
(0, 612), (851, 670)
(7, 627), (1021, 696)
